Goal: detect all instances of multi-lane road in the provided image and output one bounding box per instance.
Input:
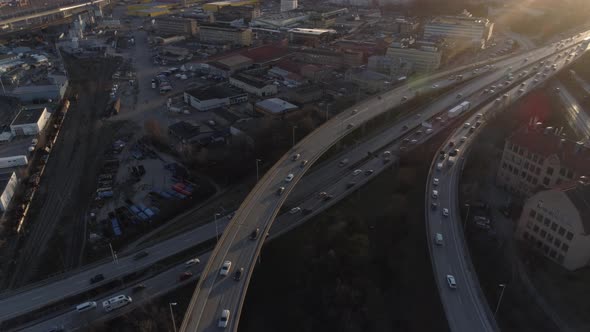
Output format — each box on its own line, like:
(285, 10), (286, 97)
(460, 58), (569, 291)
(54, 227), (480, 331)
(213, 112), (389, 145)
(425, 36), (589, 332)
(180, 32), (590, 332)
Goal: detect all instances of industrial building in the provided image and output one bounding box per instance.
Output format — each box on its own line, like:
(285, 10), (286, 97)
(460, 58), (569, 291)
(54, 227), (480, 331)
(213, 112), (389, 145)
(208, 54), (254, 78)
(199, 24), (252, 46)
(424, 11), (494, 48)
(0, 172), (17, 211)
(7, 74), (68, 103)
(515, 180), (590, 270)
(250, 11), (309, 29)
(386, 38), (441, 73)
(203, 0), (259, 12)
(288, 28), (336, 47)
(496, 125), (590, 198)
(255, 98), (298, 116)
(229, 73), (277, 97)
(184, 85), (248, 111)
(10, 107), (51, 136)
(155, 16), (198, 36)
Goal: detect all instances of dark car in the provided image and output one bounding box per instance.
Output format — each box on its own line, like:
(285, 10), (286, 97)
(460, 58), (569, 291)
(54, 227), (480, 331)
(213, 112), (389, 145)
(449, 149), (459, 157)
(134, 251), (148, 260)
(179, 272), (193, 282)
(90, 274), (104, 284)
(234, 268), (244, 281)
(250, 228), (260, 240)
(402, 125), (409, 131)
(132, 284), (146, 293)
(365, 170), (374, 176)
(439, 153), (447, 160)
(323, 194), (334, 201)
(431, 202), (439, 210)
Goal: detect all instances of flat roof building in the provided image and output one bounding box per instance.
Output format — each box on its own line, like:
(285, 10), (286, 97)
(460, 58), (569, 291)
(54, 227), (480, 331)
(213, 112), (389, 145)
(496, 125), (590, 198)
(0, 172), (17, 211)
(199, 24), (252, 46)
(229, 73), (277, 97)
(184, 85), (248, 111)
(516, 180), (590, 270)
(155, 16), (199, 37)
(386, 39), (441, 73)
(424, 11), (494, 48)
(10, 107), (50, 136)
(255, 98), (298, 116)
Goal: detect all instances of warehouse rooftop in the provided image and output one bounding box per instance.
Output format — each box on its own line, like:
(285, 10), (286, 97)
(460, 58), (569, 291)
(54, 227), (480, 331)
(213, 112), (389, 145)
(11, 107), (46, 126)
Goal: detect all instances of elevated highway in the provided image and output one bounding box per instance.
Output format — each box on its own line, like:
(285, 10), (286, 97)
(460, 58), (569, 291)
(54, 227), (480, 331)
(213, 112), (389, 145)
(180, 32), (590, 332)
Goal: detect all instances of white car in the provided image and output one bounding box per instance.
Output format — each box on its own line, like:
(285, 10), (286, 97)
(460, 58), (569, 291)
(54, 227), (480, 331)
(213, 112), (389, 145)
(353, 169), (363, 176)
(220, 261), (232, 276)
(433, 178), (439, 186)
(285, 174), (294, 182)
(460, 136), (467, 143)
(432, 84), (439, 89)
(447, 275), (457, 289)
(442, 208), (449, 217)
(290, 207), (301, 214)
(185, 258), (200, 267)
(431, 190), (438, 199)
(219, 309), (230, 328)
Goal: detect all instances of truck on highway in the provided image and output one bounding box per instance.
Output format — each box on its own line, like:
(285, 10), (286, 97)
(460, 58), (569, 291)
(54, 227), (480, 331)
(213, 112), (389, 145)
(103, 295), (132, 312)
(447, 101), (471, 119)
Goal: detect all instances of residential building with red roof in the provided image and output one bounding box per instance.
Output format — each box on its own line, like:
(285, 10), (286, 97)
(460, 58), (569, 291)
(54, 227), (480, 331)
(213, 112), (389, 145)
(496, 124), (590, 198)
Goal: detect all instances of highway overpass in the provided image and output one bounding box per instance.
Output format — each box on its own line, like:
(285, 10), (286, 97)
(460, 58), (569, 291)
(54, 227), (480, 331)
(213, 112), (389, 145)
(180, 31), (590, 332)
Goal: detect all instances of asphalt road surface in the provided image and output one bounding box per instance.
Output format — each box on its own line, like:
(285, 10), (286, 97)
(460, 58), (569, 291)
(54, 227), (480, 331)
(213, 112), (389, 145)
(180, 32), (590, 332)
(425, 38), (588, 332)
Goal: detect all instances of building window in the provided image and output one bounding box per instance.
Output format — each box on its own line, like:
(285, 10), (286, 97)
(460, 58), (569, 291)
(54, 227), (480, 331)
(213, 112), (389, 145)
(557, 254), (564, 263)
(567, 170), (573, 179)
(533, 225), (540, 233)
(513, 168), (518, 175)
(556, 179), (562, 185)
(527, 220), (533, 229)
(566, 232), (574, 241)
(533, 154), (538, 162)
(543, 177), (550, 186)
(527, 175), (532, 183)
(508, 165), (513, 171)
(554, 239), (561, 247)
(527, 151), (532, 159)
(547, 234), (554, 242)
(550, 249), (557, 258)
(529, 210), (536, 218)
(533, 178), (538, 185)
(536, 214), (543, 222)
(543, 244), (550, 254)
(521, 171), (526, 178)
(536, 240), (543, 248)
(551, 222), (558, 231)
(523, 231), (530, 240)
(529, 164), (535, 171)
(539, 157), (544, 164)
(535, 167), (541, 175)
(502, 162), (507, 169)
(518, 148), (524, 156)
(544, 218), (551, 227)
(560, 168), (566, 176)
(524, 161), (529, 169)
(562, 243), (569, 252)
(546, 167), (554, 175)
(540, 230), (547, 238)
(558, 227), (566, 236)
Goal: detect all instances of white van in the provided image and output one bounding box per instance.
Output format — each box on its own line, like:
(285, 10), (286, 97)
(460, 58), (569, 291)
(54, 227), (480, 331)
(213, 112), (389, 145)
(103, 295), (132, 312)
(76, 301), (97, 313)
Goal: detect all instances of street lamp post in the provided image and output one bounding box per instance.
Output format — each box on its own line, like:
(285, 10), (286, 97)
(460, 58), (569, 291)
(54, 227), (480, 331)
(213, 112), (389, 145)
(292, 126), (298, 147)
(214, 213), (221, 242)
(255, 159), (261, 182)
(463, 203), (471, 230)
(494, 284), (507, 316)
(169, 302), (178, 332)
(108, 243), (118, 265)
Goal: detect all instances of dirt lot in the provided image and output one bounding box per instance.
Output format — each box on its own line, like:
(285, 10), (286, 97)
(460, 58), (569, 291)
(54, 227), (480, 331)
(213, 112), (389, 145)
(4, 55), (123, 287)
